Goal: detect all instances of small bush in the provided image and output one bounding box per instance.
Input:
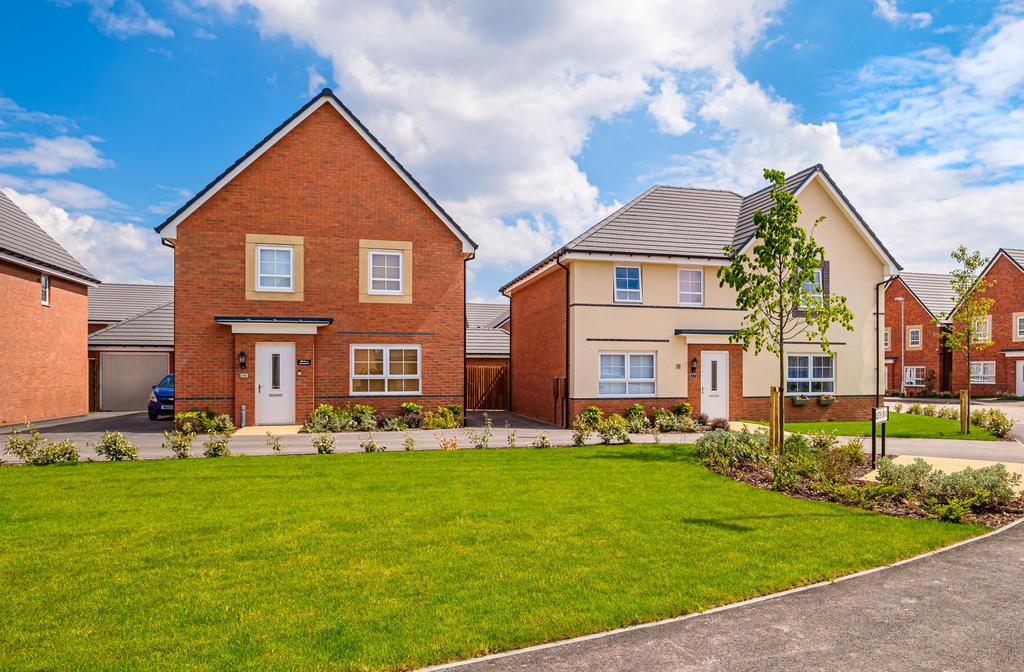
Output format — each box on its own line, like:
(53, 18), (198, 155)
(624, 403), (650, 432)
(4, 424), (42, 463)
(92, 431), (138, 461)
(820, 437), (865, 483)
(465, 413), (493, 449)
(304, 404), (339, 433)
(651, 408), (679, 432)
(403, 433), (416, 451)
(692, 411), (710, 427)
(923, 495), (984, 522)
(438, 434), (458, 451)
(936, 406), (959, 420)
(313, 432), (336, 454)
(575, 406), (604, 431)
(266, 433), (283, 454)
(507, 428), (518, 449)
(673, 402), (692, 417)
(876, 457), (933, 496)
(532, 432), (552, 449)
(571, 415), (592, 446)
(979, 408), (1013, 438)
(893, 402), (904, 413)
(380, 417), (408, 432)
(360, 433), (384, 452)
(925, 464), (1019, 507)
(907, 403), (923, 416)
(163, 430), (193, 459)
(202, 433), (232, 458)
(351, 404), (377, 431)
(596, 414), (629, 444)
(769, 455), (798, 491)
(211, 414), (236, 435)
(696, 428), (769, 471)
(173, 411), (207, 435)
(423, 405), (460, 429)
(823, 482), (901, 510)
(920, 404), (937, 417)
(708, 418), (730, 431)
(399, 402), (423, 416)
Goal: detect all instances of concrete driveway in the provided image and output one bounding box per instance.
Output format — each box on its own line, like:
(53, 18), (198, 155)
(434, 522), (1024, 672)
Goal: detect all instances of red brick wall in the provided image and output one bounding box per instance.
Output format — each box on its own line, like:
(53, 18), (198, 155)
(739, 395), (875, 423)
(568, 398), (690, 420)
(950, 254), (1024, 395)
(508, 267), (566, 425)
(0, 260), (88, 425)
(174, 103), (466, 425)
(884, 277), (945, 395)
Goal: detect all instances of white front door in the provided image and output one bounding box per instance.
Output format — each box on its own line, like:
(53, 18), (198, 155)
(1016, 361), (1024, 396)
(256, 342), (295, 425)
(701, 351), (729, 420)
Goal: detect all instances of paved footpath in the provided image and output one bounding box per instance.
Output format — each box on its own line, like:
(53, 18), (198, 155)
(436, 521), (1024, 672)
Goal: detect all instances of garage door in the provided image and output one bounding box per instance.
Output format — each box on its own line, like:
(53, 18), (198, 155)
(99, 353), (170, 411)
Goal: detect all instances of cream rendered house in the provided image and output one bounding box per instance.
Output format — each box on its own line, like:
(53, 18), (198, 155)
(501, 165), (901, 427)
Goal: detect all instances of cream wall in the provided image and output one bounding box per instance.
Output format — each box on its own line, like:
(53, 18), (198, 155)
(568, 174), (888, 402)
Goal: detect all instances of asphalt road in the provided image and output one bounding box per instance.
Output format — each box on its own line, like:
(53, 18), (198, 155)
(438, 522), (1024, 672)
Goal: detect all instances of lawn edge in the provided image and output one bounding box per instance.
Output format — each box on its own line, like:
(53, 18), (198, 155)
(420, 516), (1022, 671)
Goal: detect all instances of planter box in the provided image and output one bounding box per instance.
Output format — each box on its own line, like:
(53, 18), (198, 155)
(792, 397), (809, 407)
(818, 397), (835, 406)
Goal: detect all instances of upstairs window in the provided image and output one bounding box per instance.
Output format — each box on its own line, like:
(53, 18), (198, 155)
(883, 328), (891, 350)
(678, 268), (703, 306)
(907, 327), (922, 348)
(369, 250), (403, 294)
(974, 317), (991, 343)
(800, 268), (823, 308)
(613, 266), (641, 303)
(40, 273), (49, 306)
(256, 245), (293, 291)
(1017, 315), (1024, 339)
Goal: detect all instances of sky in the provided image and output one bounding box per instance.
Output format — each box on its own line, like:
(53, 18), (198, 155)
(1, 0), (1022, 302)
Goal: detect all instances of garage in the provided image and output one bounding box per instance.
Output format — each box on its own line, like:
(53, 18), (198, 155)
(99, 352), (169, 411)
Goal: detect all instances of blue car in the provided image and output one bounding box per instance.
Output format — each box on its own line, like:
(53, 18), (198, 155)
(148, 373), (174, 420)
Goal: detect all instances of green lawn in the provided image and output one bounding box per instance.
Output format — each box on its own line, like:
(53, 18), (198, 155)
(1, 446), (982, 671)
(764, 411), (998, 441)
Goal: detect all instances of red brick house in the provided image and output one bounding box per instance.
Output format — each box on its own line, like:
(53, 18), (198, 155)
(883, 273), (954, 395)
(0, 190), (98, 425)
(155, 89), (477, 426)
(948, 249), (1024, 397)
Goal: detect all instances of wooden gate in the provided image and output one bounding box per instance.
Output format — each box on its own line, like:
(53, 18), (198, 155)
(466, 361), (510, 410)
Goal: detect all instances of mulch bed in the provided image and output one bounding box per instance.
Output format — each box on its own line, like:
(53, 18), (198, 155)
(714, 458), (1024, 529)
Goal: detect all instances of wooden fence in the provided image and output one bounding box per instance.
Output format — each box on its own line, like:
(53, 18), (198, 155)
(466, 362), (510, 410)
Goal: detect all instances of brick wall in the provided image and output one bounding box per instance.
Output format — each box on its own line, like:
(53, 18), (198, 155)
(950, 254), (1024, 396)
(174, 103), (466, 425)
(884, 277), (945, 394)
(0, 260), (88, 425)
(508, 267), (566, 425)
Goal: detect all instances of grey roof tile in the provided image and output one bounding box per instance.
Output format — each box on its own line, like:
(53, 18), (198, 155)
(88, 283), (174, 323)
(466, 302), (510, 356)
(88, 301), (174, 347)
(733, 165), (819, 248)
(466, 302), (509, 329)
(896, 272), (957, 317)
(1002, 248), (1024, 270)
(0, 190), (97, 283)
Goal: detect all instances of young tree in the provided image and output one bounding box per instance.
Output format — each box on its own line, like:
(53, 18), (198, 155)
(938, 246), (993, 433)
(717, 169), (855, 452)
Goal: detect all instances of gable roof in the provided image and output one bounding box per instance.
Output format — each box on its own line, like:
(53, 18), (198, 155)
(0, 190), (98, 284)
(155, 88), (477, 253)
(466, 302), (509, 329)
(466, 302), (510, 357)
(88, 301), (173, 348)
(501, 164), (899, 293)
(889, 272), (956, 318)
(944, 247), (1024, 318)
(88, 283), (174, 324)
(1001, 248), (1024, 272)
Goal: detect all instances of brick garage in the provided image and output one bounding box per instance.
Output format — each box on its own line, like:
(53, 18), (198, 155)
(159, 90), (475, 426)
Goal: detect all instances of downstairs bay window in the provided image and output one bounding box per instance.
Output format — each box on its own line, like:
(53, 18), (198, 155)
(786, 354), (834, 395)
(351, 345), (421, 394)
(599, 352), (656, 396)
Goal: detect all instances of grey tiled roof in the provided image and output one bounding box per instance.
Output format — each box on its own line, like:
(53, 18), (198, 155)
(500, 164), (900, 292)
(896, 273), (957, 317)
(88, 301), (174, 348)
(0, 190), (97, 283)
(1002, 248), (1024, 270)
(466, 302), (509, 356)
(88, 283), (174, 324)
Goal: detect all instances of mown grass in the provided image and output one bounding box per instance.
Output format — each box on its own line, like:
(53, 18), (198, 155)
(769, 411), (997, 441)
(0, 444), (983, 671)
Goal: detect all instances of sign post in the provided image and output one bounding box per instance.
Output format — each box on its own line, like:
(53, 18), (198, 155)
(871, 406), (889, 468)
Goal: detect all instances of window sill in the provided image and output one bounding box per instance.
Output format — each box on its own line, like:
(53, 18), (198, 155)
(350, 391), (423, 397)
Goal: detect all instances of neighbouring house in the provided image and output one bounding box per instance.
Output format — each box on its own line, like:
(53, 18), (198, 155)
(500, 165), (900, 426)
(883, 273), (955, 396)
(0, 190), (98, 425)
(465, 302), (510, 410)
(87, 283), (174, 411)
(947, 248), (1024, 397)
(155, 88), (477, 427)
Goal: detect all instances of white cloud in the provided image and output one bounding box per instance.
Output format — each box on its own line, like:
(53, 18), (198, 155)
(0, 174), (121, 210)
(648, 78), (695, 135)
(873, 0), (932, 29)
(65, 0), (174, 39)
(0, 135), (113, 174)
(0, 97), (75, 133)
(2, 188), (172, 284)
(306, 65), (327, 96)
(147, 185), (194, 216)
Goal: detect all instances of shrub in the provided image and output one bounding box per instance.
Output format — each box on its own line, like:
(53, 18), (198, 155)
(907, 403), (923, 416)
(876, 457), (933, 496)
(696, 428), (769, 471)
(650, 425), (662, 443)
(936, 406), (959, 420)
(969, 409), (987, 427)
(351, 404), (377, 431)
(893, 402), (904, 413)
(400, 402), (423, 416)
(211, 414), (236, 435)
(313, 433), (336, 454)
(596, 414), (629, 444)
(677, 415), (700, 432)
(437, 434), (458, 451)
(173, 411), (207, 435)
(925, 464), (1020, 508)
(673, 402), (692, 417)
(202, 433), (232, 458)
(625, 403), (647, 423)
(403, 433), (416, 451)
(575, 405), (603, 431)
(769, 455), (798, 491)
(8, 426), (82, 466)
(923, 495), (984, 522)
(163, 430), (193, 459)
(304, 404), (339, 433)
(571, 415), (592, 446)
(423, 405), (460, 429)
(708, 418), (729, 431)
(823, 483), (901, 510)
(981, 409), (1013, 438)
(4, 424), (42, 463)
(624, 403), (650, 433)
(380, 417), (408, 432)
(651, 408), (680, 432)
(465, 413), (493, 449)
(692, 411), (710, 426)
(532, 432), (552, 448)
(92, 431), (138, 461)
(507, 428), (518, 449)
(266, 433), (283, 454)
(920, 405), (937, 417)
(820, 437), (866, 483)
(360, 433), (384, 452)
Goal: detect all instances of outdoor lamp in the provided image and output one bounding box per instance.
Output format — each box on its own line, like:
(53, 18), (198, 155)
(238, 351), (247, 369)
(690, 357), (698, 375)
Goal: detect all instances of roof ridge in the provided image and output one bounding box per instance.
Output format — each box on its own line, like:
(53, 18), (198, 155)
(93, 282), (174, 288)
(652, 184), (744, 197)
(88, 300), (173, 337)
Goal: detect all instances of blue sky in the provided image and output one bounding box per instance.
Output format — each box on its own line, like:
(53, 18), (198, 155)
(1, 1), (1022, 301)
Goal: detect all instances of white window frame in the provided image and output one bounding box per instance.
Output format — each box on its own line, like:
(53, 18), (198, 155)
(255, 244), (294, 292)
(903, 366), (925, 387)
(677, 267), (703, 307)
(40, 273), (49, 306)
(1017, 315), (1024, 339)
(883, 327), (891, 350)
(970, 361), (996, 385)
(800, 268), (824, 309)
(598, 351), (656, 397)
(785, 353), (835, 396)
(350, 344), (421, 396)
(907, 327), (922, 348)
(613, 266), (642, 303)
(368, 249), (404, 295)
(974, 316), (991, 343)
